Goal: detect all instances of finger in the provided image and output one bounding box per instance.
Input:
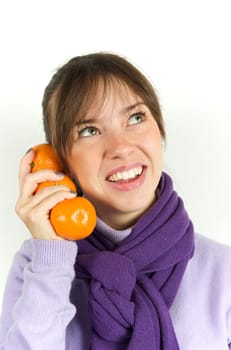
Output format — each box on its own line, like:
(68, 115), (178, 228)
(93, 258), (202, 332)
(35, 188), (77, 214)
(19, 170), (66, 202)
(18, 149), (35, 190)
(30, 184), (76, 207)
(15, 187), (76, 227)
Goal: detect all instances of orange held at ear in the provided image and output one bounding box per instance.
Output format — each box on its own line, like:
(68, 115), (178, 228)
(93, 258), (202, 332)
(31, 143), (64, 173)
(31, 143), (96, 240)
(36, 175), (76, 193)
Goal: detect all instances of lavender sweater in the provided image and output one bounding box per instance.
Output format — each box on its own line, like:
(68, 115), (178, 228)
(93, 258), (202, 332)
(0, 222), (231, 349)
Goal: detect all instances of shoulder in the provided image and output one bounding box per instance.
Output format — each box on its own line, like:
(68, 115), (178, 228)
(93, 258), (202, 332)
(185, 233), (231, 304)
(193, 233), (231, 268)
(172, 233), (231, 319)
(171, 234), (231, 348)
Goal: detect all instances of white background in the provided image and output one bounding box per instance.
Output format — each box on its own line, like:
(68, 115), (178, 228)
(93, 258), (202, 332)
(0, 0), (230, 308)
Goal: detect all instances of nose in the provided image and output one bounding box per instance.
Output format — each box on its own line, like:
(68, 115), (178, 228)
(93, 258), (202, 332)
(104, 131), (134, 160)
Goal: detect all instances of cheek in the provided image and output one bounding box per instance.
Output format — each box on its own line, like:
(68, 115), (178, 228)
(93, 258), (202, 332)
(68, 149), (99, 184)
(66, 150), (84, 177)
(142, 129), (162, 153)
(142, 131), (163, 170)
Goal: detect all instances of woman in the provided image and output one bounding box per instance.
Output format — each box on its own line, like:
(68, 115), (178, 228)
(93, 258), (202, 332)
(0, 53), (231, 349)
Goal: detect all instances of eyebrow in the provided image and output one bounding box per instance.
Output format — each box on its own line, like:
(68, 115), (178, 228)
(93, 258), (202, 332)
(122, 102), (146, 113)
(75, 102), (146, 126)
(75, 118), (98, 126)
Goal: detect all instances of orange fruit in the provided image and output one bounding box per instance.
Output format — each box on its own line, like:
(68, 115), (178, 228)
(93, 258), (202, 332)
(36, 175), (76, 193)
(31, 143), (97, 240)
(31, 143), (64, 173)
(50, 197), (96, 240)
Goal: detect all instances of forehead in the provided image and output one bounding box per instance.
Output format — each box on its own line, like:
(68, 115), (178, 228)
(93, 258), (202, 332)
(84, 78), (142, 117)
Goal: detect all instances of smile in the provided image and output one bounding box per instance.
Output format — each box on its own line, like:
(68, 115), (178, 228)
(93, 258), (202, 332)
(107, 166), (144, 183)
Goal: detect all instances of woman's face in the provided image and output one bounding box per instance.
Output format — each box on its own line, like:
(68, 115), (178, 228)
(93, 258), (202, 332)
(67, 81), (163, 229)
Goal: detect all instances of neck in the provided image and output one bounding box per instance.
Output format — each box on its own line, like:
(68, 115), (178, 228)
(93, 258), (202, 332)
(96, 217), (132, 244)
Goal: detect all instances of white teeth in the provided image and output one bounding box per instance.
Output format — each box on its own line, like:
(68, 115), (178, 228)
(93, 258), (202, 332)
(108, 166), (143, 182)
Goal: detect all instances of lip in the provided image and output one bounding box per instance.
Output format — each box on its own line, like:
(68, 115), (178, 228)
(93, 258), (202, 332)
(106, 162), (145, 179)
(105, 163), (147, 192)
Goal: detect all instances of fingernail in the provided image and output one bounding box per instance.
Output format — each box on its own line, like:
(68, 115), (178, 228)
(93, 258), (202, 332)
(25, 148), (32, 155)
(55, 172), (64, 177)
(69, 190), (77, 195)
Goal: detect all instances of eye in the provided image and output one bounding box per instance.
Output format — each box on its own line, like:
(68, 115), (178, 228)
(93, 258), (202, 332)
(78, 126), (100, 137)
(128, 112), (145, 125)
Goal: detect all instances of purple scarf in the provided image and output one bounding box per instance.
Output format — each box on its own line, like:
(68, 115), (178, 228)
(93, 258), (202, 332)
(76, 172), (194, 349)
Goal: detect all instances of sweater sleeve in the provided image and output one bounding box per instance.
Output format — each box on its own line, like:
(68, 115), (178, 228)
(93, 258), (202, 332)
(0, 239), (78, 350)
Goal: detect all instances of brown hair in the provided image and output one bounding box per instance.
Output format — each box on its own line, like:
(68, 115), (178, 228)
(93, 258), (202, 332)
(42, 52), (166, 170)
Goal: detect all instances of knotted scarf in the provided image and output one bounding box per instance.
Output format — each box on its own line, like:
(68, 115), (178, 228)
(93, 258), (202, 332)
(76, 172), (194, 349)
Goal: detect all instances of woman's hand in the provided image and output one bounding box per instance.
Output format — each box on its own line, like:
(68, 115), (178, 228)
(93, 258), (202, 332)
(15, 149), (76, 240)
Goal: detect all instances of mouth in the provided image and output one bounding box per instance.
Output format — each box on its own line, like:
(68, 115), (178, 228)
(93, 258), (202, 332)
(107, 166), (144, 183)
